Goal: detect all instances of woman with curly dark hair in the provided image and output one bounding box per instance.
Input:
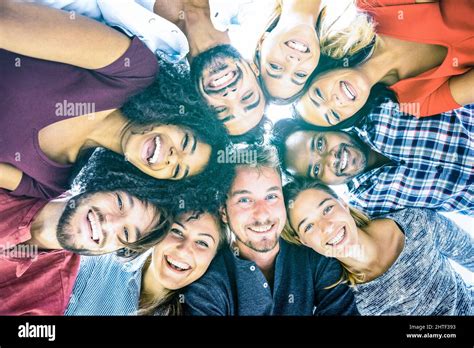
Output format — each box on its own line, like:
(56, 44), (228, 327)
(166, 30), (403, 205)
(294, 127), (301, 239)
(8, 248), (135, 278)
(0, 1), (230, 199)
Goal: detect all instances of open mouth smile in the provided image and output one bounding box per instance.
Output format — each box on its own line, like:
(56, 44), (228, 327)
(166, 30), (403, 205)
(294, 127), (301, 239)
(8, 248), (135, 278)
(165, 255), (192, 272)
(326, 226), (346, 246)
(285, 40), (310, 53)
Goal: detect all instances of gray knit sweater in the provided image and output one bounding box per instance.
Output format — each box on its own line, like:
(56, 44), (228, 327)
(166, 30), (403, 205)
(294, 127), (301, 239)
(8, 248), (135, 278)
(353, 208), (473, 315)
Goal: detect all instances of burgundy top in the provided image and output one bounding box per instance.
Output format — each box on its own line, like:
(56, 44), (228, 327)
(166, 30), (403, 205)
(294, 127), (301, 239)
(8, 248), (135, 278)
(0, 190), (80, 315)
(0, 37), (158, 199)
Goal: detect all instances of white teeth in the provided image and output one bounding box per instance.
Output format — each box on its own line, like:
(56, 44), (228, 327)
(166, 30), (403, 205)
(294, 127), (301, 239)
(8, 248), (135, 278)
(211, 72), (234, 88)
(341, 82), (355, 100)
(249, 225), (272, 233)
(148, 136), (161, 165)
(327, 228), (345, 246)
(287, 40), (308, 53)
(87, 211), (101, 242)
(340, 149), (348, 172)
(166, 256), (191, 271)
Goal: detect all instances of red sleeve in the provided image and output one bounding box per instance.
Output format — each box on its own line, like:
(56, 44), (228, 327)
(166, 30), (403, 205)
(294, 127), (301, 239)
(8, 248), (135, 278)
(417, 80), (462, 117)
(10, 172), (64, 199)
(357, 0), (416, 9)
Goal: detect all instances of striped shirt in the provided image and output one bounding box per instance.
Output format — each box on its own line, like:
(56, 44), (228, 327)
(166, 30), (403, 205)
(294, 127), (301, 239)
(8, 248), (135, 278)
(348, 101), (474, 217)
(353, 208), (473, 315)
(65, 252), (151, 316)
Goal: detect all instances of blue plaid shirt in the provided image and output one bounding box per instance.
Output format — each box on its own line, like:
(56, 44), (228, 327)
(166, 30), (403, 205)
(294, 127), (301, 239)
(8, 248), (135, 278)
(348, 101), (474, 217)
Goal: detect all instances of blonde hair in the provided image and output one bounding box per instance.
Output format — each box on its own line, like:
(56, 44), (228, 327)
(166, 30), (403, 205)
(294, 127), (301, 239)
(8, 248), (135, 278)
(282, 179), (371, 288)
(254, 0), (376, 63)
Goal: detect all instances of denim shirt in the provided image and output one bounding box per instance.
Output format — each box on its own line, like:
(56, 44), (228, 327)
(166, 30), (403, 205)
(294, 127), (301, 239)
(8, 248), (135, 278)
(183, 239), (359, 316)
(65, 251), (150, 316)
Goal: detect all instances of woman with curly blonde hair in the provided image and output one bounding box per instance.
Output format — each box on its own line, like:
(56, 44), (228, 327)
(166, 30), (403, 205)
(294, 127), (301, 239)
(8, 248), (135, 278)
(254, 0), (376, 103)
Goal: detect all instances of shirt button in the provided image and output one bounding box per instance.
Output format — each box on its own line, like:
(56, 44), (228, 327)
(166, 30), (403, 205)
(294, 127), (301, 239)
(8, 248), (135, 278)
(250, 265), (256, 271)
(263, 282), (268, 289)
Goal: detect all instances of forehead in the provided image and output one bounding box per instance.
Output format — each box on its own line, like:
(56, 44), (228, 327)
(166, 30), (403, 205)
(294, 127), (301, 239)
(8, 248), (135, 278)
(175, 213), (221, 241)
(291, 189), (332, 220)
(231, 166), (282, 193)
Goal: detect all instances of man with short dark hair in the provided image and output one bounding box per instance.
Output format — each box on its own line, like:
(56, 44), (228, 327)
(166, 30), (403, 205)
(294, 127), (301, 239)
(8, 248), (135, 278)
(152, 0), (267, 137)
(273, 101), (474, 217)
(183, 145), (359, 315)
(0, 189), (166, 315)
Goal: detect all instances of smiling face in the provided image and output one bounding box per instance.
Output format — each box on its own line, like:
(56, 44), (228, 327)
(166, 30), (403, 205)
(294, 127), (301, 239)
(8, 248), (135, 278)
(192, 45), (266, 136)
(57, 191), (161, 255)
(224, 166), (286, 253)
(260, 23), (320, 100)
(122, 124), (211, 180)
(151, 212), (221, 290)
(284, 130), (369, 185)
(289, 188), (358, 258)
(295, 68), (371, 127)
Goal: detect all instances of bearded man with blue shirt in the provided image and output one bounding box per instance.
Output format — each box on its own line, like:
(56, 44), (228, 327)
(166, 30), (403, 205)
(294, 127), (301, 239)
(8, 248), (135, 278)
(183, 145), (359, 315)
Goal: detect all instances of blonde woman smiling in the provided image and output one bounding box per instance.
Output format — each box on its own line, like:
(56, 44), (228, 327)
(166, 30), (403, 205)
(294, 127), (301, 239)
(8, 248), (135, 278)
(254, 0), (376, 103)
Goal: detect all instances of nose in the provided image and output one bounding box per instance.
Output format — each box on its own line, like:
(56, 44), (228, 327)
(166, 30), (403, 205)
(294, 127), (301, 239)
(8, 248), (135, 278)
(174, 240), (193, 258)
(286, 53), (301, 63)
(222, 86), (238, 98)
(253, 200), (271, 222)
(165, 147), (179, 166)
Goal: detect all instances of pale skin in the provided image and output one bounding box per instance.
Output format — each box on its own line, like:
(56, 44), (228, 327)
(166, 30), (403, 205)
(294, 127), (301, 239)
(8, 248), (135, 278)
(297, 0), (473, 126)
(289, 189), (405, 282)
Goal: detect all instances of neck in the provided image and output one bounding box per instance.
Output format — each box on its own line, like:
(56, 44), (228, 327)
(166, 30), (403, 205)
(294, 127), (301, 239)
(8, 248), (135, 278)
(337, 227), (380, 280)
(27, 199), (68, 250)
(182, 2), (231, 58)
(83, 110), (128, 155)
(235, 240), (279, 281)
(357, 36), (400, 86)
(141, 256), (170, 304)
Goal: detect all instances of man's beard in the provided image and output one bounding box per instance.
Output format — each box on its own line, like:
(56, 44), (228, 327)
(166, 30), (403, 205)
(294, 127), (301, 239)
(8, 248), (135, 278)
(56, 192), (95, 255)
(235, 232), (279, 253)
(230, 218), (280, 253)
(190, 44), (244, 95)
(346, 132), (370, 176)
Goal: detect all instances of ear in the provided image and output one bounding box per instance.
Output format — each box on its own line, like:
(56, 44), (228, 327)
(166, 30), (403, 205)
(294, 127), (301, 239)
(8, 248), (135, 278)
(220, 206), (228, 224)
(249, 62), (260, 77)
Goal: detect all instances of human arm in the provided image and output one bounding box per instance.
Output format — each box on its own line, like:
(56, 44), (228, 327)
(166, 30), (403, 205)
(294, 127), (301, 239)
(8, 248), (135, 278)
(0, 163), (23, 193)
(425, 210), (474, 272)
(96, 0), (188, 62)
(449, 69), (474, 107)
(0, 0), (131, 69)
(313, 256), (360, 315)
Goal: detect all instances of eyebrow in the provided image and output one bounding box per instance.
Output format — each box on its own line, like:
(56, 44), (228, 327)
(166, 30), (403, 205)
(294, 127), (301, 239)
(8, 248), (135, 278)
(307, 137), (315, 177)
(244, 94), (261, 112)
(266, 69), (305, 87)
(198, 233), (216, 243)
(175, 221), (186, 229)
(230, 189), (252, 197)
(134, 227), (142, 243)
(191, 135), (197, 154)
(221, 114), (236, 123)
(267, 186), (281, 192)
(125, 192), (135, 209)
(296, 197), (333, 232)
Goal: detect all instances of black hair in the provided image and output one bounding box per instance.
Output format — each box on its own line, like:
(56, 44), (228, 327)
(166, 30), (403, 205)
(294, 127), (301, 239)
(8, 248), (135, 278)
(72, 59), (237, 215)
(230, 116), (272, 146)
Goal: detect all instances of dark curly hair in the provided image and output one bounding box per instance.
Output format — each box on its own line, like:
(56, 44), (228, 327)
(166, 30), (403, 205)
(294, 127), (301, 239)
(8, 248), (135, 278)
(72, 59), (236, 215)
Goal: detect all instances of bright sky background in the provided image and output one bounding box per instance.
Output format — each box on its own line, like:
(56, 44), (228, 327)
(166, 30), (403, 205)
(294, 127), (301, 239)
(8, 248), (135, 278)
(223, 0), (473, 283)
